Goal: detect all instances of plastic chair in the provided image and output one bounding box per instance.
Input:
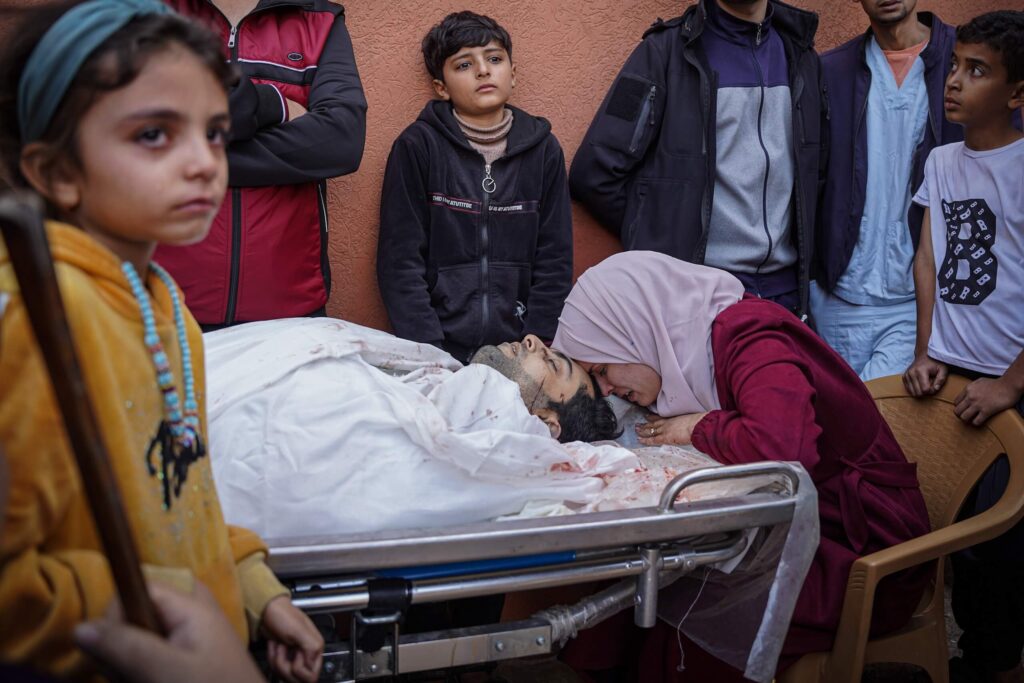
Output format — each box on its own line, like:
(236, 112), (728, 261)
(779, 374), (1024, 683)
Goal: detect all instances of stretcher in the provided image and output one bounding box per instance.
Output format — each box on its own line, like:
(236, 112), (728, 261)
(265, 460), (808, 682)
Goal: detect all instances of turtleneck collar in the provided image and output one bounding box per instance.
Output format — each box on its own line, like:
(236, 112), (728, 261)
(453, 107), (514, 165)
(706, 0), (775, 46)
(453, 107), (514, 144)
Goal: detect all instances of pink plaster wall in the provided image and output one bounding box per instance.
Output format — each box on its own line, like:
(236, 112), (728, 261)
(328, 0), (1013, 330)
(2, 2), (1012, 327)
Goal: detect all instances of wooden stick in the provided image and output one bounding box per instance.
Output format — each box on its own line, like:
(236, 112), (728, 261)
(0, 194), (161, 633)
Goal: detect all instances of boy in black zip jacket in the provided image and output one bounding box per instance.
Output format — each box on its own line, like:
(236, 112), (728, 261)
(377, 11), (573, 363)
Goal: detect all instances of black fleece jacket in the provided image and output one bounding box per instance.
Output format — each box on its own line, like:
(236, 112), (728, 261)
(377, 101), (573, 362)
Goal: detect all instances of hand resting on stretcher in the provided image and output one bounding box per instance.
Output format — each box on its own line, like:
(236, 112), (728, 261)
(203, 319), (780, 540)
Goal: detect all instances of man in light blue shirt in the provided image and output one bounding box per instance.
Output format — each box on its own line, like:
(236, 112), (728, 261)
(813, 0), (958, 381)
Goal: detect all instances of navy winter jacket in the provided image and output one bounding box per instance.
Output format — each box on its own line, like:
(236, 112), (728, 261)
(816, 13), (962, 293)
(568, 0), (827, 316)
(377, 101), (573, 363)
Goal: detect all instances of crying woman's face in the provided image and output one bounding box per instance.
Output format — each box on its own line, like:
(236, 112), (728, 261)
(576, 361), (662, 408)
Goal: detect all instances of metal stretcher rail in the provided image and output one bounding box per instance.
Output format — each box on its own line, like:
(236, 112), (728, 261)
(268, 462), (801, 577)
(290, 533), (746, 614)
(265, 462), (805, 681)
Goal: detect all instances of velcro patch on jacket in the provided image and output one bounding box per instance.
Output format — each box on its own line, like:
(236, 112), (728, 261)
(606, 76), (648, 122)
(430, 193), (480, 214)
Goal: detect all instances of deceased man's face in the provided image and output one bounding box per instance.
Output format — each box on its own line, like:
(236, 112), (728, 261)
(470, 334), (595, 413)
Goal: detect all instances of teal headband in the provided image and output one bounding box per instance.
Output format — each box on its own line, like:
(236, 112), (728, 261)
(17, 0), (172, 143)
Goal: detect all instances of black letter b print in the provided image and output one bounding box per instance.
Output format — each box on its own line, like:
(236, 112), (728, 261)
(938, 198), (998, 306)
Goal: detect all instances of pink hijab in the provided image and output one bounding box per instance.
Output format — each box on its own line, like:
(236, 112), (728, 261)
(552, 251), (745, 416)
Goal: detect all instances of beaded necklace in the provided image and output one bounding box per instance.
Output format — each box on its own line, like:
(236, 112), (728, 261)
(122, 261), (206, 510)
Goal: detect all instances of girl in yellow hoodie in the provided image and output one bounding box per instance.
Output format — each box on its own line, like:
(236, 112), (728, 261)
(0, 2), (322, 680)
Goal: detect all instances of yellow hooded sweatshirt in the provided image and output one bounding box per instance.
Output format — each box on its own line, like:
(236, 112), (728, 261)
(0, 222), (287, 677)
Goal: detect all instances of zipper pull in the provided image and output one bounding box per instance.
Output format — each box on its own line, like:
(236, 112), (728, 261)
(648, 86), (656, 126)
(755, 24), (762, 46)
(482, 164), (496, 194)
(228, 24), (237, 49)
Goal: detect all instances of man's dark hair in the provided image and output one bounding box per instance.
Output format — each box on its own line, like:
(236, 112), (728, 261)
(0, 2), (236, 193)
(550, 374), (620, 444)
(421, 11), (512, 82)
(956, 11), (1024, 83)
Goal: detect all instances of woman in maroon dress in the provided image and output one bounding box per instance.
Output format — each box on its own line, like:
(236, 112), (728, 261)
(553, 251), (930, 680)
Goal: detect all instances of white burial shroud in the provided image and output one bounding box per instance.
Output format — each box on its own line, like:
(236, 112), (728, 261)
(203, 319), (817, 683)
(203, 318), (774, 541)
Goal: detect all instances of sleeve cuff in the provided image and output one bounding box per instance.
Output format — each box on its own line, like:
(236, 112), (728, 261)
(69, 550), (118, 620)
(253, 84), (288, 128)
(689, 411), (716, 456)
(236, 552), (290, 638)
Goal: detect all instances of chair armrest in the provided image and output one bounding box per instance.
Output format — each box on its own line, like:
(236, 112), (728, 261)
(856, 502), (1021, 578)
(825, 461), (1024, 683)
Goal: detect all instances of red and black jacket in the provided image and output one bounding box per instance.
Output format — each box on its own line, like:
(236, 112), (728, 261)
(156, 0), (366, 325)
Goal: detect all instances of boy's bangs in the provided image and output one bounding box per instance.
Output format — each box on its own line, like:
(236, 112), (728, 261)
(422, 12), (512, 81)
(446, 27), (509, 57)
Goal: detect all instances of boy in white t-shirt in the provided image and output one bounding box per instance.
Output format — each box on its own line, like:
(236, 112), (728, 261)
(904, 11), (1024, 681)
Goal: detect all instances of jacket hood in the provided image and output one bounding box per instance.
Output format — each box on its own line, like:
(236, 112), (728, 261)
(664, 0), (818, 49)
(417, 100), (553, 157)
(0, 221), (179, 323)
